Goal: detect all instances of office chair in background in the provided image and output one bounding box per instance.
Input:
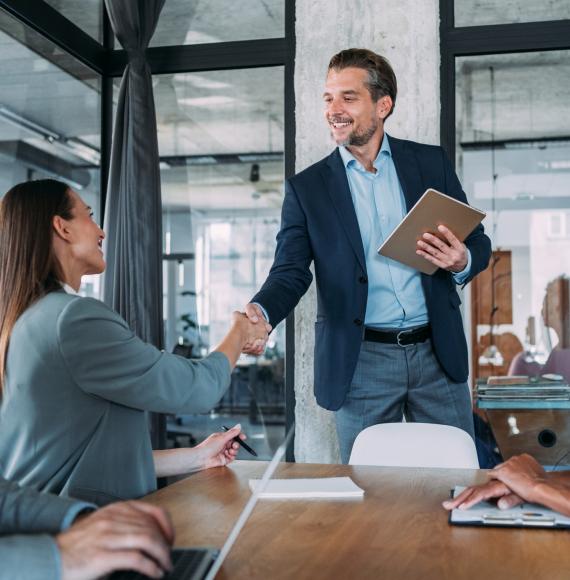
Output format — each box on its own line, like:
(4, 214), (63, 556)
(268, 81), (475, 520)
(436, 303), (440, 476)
(349, 423), (479, 468)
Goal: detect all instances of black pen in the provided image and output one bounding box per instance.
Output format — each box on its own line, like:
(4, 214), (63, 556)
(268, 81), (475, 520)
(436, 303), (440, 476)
(222, 425), (258, 457)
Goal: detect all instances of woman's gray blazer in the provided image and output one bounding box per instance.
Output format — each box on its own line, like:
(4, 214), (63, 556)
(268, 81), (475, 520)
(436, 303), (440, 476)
(0, 290), (231, 505)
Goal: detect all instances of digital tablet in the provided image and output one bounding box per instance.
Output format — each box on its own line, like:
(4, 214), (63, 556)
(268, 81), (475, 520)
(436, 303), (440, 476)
(378, 188), (486, 275)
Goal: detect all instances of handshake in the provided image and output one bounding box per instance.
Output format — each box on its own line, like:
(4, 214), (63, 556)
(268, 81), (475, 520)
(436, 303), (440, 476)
(231, 303), (272, 356)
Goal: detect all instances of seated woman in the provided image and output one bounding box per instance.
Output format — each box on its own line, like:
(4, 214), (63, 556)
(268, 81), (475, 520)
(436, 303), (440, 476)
(0, 179), (270, 505)
(509, 276), (570, 383)
(443, 453), (570, 517)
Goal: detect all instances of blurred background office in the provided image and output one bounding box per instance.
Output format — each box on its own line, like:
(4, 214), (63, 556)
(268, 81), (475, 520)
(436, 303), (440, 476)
(0, 0), (568, 463)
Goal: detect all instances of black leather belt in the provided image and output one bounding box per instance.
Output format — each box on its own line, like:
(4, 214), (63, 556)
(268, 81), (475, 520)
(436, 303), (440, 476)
(364, 325), (430, 347)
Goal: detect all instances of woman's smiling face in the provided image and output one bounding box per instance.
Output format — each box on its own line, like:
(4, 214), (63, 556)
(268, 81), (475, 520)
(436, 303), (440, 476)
(64, 189), (106, 276)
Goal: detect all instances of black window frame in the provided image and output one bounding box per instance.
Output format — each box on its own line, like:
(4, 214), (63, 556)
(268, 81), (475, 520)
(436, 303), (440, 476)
(440, 0), (570, 160)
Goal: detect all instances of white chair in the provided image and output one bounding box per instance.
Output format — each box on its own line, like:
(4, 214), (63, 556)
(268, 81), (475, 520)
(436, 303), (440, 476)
(348, 423), (479, 468)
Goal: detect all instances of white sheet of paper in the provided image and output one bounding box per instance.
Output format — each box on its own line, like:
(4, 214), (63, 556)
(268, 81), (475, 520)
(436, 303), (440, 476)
(248, 477), (365, 499)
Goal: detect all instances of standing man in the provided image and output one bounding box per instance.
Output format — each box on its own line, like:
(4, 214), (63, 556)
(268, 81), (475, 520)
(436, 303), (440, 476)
(246, 48), (491, 462)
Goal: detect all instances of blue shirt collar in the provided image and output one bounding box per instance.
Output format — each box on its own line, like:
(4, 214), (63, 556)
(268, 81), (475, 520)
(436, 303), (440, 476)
(338, 133), (391, 172)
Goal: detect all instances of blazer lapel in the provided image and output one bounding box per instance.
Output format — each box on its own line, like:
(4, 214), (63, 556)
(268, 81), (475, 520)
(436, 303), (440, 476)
(388, 135), (433, 294)
(322, 149), (366, 272)
(388, 135), (424, 212)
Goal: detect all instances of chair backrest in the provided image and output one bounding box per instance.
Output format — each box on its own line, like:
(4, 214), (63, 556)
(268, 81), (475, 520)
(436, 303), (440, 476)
(349, 423), (479, 469)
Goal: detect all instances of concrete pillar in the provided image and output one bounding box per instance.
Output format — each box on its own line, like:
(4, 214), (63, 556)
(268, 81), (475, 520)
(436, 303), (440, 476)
(293, 0), (441, 462)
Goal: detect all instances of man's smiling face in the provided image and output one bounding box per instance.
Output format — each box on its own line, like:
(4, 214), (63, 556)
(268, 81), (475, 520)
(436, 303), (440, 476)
(323, 67), (385, 148)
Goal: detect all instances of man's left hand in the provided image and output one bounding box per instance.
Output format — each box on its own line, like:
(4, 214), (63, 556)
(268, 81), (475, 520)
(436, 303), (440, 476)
(416, 225), (467, 273)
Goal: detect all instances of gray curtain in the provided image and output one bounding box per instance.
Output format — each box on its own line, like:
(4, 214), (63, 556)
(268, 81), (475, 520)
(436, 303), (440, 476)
(103, 0), (166, 350)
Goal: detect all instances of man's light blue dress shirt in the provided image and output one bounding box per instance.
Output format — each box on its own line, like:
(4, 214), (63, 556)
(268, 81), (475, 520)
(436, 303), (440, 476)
(255, 135), (471, 328)
(338, 134), (471, 330)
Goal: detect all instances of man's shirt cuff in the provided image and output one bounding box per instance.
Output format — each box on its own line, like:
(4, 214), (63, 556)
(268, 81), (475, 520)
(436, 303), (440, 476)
(252, 302), (269, 322)
(452, 249), (472, 285)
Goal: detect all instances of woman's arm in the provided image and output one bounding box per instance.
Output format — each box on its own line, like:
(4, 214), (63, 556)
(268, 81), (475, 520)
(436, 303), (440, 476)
(59, 300), (270, 415)
(152, 425), (243, 478)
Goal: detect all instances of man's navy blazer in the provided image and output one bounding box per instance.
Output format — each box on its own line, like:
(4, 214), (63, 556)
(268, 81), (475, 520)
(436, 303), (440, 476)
(252, 135), (491, 411)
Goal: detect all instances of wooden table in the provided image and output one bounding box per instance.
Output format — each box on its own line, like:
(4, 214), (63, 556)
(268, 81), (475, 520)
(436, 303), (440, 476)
(144, 461), (570, 579)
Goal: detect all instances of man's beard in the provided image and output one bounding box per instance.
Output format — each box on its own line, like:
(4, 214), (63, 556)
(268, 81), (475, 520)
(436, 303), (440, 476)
(333, 116), (379, 147)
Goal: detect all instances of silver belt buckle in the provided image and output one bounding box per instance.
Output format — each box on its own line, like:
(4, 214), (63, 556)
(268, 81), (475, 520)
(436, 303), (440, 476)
(396, 330), (408, 347)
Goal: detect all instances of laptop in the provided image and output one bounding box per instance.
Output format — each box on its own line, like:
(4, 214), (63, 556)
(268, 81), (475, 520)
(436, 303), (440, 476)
(110, 426), (294, 580)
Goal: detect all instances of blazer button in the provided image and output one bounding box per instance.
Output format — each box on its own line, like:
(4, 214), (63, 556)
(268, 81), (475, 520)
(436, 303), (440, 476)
(353, 318), (363, 326)
(359, 275), (368, 284)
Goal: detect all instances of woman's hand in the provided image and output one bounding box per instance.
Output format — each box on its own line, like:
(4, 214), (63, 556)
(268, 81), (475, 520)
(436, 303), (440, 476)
(193, 424), (245, 470)
(153, 424), (246, 477)
(231, 311), (272, 354)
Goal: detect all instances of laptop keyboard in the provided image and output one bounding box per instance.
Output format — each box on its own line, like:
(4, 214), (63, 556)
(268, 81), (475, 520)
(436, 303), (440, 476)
(109, 548), (215, 580)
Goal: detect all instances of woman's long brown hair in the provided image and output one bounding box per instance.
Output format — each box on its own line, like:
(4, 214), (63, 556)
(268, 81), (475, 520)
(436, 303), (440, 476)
(0, 179), (73, 391)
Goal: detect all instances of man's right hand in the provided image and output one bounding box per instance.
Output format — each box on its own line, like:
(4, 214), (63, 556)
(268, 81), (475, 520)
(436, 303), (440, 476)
(56, 501), (174, 580)
(242, 303), (272, 355)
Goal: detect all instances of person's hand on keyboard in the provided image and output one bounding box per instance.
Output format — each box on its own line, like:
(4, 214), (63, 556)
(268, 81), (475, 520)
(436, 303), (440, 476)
(56, 500), (174, 580)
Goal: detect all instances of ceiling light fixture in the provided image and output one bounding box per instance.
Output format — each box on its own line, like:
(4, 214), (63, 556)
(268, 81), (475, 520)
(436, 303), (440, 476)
(0, 105), (101, 166)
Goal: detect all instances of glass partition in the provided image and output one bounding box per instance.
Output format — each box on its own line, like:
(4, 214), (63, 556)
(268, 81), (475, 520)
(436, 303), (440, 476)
(154, 66), (286, 458)
(0, 11), (102, 297)
(456, 50), (570, 384)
